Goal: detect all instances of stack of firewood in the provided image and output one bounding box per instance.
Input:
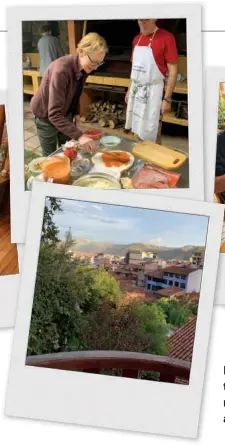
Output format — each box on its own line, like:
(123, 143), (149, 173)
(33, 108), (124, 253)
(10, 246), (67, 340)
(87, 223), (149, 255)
(80, 100), (127, 129)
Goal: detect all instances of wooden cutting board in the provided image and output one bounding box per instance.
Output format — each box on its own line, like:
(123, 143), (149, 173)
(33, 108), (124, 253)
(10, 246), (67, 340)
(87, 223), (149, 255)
(132, 141), (187, 170)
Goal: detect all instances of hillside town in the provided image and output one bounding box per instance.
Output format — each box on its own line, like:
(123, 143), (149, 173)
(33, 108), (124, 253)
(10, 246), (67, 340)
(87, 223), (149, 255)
(71, 246), (204, 307)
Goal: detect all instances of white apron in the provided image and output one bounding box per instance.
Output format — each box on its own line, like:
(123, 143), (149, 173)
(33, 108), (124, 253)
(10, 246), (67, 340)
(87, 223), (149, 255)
(125, 29), (165, 142)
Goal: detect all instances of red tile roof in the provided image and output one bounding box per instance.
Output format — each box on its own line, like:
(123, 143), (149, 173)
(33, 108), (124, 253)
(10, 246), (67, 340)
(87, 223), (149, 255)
(145, 270), (164, 278)
(156, 287), (184, 297)
(167, 316), (197, 362)
(163, 266), (199, 276)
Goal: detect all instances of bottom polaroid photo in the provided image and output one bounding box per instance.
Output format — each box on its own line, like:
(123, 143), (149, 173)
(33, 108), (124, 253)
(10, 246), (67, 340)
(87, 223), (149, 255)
(5, 183), (224, 439)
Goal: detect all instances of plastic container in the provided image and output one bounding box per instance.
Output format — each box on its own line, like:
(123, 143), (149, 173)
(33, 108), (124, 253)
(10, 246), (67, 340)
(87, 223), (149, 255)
(41, 155), (71, 184)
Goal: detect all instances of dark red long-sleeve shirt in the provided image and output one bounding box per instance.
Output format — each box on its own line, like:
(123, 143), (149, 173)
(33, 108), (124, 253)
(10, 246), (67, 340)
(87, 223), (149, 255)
(31, 54), (87, 140)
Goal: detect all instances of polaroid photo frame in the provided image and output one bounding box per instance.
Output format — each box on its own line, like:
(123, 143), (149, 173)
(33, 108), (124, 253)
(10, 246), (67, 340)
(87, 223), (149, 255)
(0, 90), (22, 328)
(5, 182), (223, 439)
(7, 3), (203, 244)
(204, 67), (225, 305)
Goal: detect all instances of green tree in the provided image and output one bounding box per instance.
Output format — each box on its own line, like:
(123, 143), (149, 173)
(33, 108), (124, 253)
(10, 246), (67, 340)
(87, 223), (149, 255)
(27, 245), (122, 355)
(41, 198), (62, 244)
(135, 303), (168, 355)
(157, 297), (192, 327)
(73, 299), (168, 356)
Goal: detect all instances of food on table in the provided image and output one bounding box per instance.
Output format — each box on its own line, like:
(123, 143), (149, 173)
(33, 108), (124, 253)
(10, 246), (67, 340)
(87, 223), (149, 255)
(84, 129), (102, 140)
(132, 165), (180, 189)
(102, 151), (130, 168)
(41, 155), (71, 184)
(120, 177), (133, 189)
(64, 147), (78, 160)
(100, 135), (121, 148)
(72, 173), (121, 189)
(92, 150), (134, 172)
(132, 141), (187, 170)
(71, 158), (91, 180)
(28, 157), (46, 176)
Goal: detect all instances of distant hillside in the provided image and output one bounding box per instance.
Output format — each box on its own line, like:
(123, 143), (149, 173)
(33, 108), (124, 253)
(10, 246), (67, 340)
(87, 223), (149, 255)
(69, 239), (204, 261)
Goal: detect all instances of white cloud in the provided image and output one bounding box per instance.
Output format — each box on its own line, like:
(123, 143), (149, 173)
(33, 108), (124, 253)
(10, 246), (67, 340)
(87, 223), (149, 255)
(147, 238), (166, 246)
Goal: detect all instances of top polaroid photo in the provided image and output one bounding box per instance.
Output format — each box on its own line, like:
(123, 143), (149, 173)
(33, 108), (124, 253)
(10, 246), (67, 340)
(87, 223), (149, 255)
(7, 4), (203, 243)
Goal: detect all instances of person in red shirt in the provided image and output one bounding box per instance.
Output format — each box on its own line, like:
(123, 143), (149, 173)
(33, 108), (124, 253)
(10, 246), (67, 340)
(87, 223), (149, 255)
(125, 19), (178, 143)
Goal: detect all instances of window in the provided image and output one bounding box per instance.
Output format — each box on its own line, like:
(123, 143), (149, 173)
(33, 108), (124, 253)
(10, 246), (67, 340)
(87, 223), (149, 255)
(174, 281), (179, 287)
(180, 274), (186, 280)
(175, 274), (181, 279)
(164, 272), (169, 277)
(180, 283), (186, 289)
(147, 284), (151, 290)
(169, 280), (173, 286)
(148, 276), (152, 281)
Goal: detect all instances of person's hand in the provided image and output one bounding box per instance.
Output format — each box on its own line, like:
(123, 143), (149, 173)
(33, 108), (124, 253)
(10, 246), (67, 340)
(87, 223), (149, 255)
(78, 135), (96, 153)
(161, 99), (171, 115)
(73, 115), (81, 126)
(125, 89), (130, 104)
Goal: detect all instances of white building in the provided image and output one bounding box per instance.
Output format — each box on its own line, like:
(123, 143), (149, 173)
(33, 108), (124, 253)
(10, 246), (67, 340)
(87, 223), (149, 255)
(146, 266), (203, 293)
(190, 248), (205, 267)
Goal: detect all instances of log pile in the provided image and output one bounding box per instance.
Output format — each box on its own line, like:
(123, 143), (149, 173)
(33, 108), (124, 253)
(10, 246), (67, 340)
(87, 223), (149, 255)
(80, 100), (127, 129)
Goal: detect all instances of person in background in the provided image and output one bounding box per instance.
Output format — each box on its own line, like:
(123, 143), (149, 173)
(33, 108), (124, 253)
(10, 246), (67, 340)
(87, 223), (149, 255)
(38, 24), (65, 78)
(31, 32), (108, 157)
(125, 19), (178, 143)
(215, 130), (225, 202)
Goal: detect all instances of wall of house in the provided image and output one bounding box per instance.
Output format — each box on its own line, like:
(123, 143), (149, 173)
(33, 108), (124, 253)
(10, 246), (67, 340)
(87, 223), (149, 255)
(137, 271), (146, 287)
(163, 272), (187, 289)
(186, 270), (202, 293)
(144, 263), (158, 274)
(146, 278), (167, 291)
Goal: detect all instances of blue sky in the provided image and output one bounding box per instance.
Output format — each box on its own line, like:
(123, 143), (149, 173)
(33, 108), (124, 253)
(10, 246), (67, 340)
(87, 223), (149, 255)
(48, 198), (209, 248)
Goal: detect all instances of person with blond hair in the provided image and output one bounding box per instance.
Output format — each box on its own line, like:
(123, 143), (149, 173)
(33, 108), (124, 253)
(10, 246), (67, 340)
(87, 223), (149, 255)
(31, 32), (108, 156)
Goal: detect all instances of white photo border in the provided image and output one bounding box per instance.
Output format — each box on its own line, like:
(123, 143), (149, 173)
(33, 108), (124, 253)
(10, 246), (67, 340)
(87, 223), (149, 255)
(0, 90), (22, 328)
(204, 67), (225, 305)
(5, 181), (224, 439)
(7, 3), (204, 244)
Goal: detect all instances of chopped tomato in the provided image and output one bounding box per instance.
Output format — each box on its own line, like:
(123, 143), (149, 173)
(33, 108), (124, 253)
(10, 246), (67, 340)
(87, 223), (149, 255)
(64, 147), (78, 160)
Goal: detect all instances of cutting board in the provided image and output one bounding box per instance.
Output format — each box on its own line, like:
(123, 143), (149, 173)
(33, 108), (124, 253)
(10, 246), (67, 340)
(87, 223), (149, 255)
(132, 141), (187, 170)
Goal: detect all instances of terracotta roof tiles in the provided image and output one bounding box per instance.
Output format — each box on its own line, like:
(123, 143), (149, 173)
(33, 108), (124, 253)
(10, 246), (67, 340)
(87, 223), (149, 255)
(167, 316), (197, 362)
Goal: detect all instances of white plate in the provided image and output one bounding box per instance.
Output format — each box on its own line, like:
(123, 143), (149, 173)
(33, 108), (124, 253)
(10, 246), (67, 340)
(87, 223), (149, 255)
(92, 150), (134, 173)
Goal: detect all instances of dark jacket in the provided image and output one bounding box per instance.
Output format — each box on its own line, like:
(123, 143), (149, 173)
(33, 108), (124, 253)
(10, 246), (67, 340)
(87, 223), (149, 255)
(31, 55), (87, 140)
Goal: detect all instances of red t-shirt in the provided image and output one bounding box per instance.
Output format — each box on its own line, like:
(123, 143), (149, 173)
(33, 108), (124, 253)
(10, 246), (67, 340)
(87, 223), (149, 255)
(131, 28), (178, 76)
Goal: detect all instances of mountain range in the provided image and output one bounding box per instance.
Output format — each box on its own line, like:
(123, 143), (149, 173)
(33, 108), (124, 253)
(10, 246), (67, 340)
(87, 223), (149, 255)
(68, 238), (204, 261)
